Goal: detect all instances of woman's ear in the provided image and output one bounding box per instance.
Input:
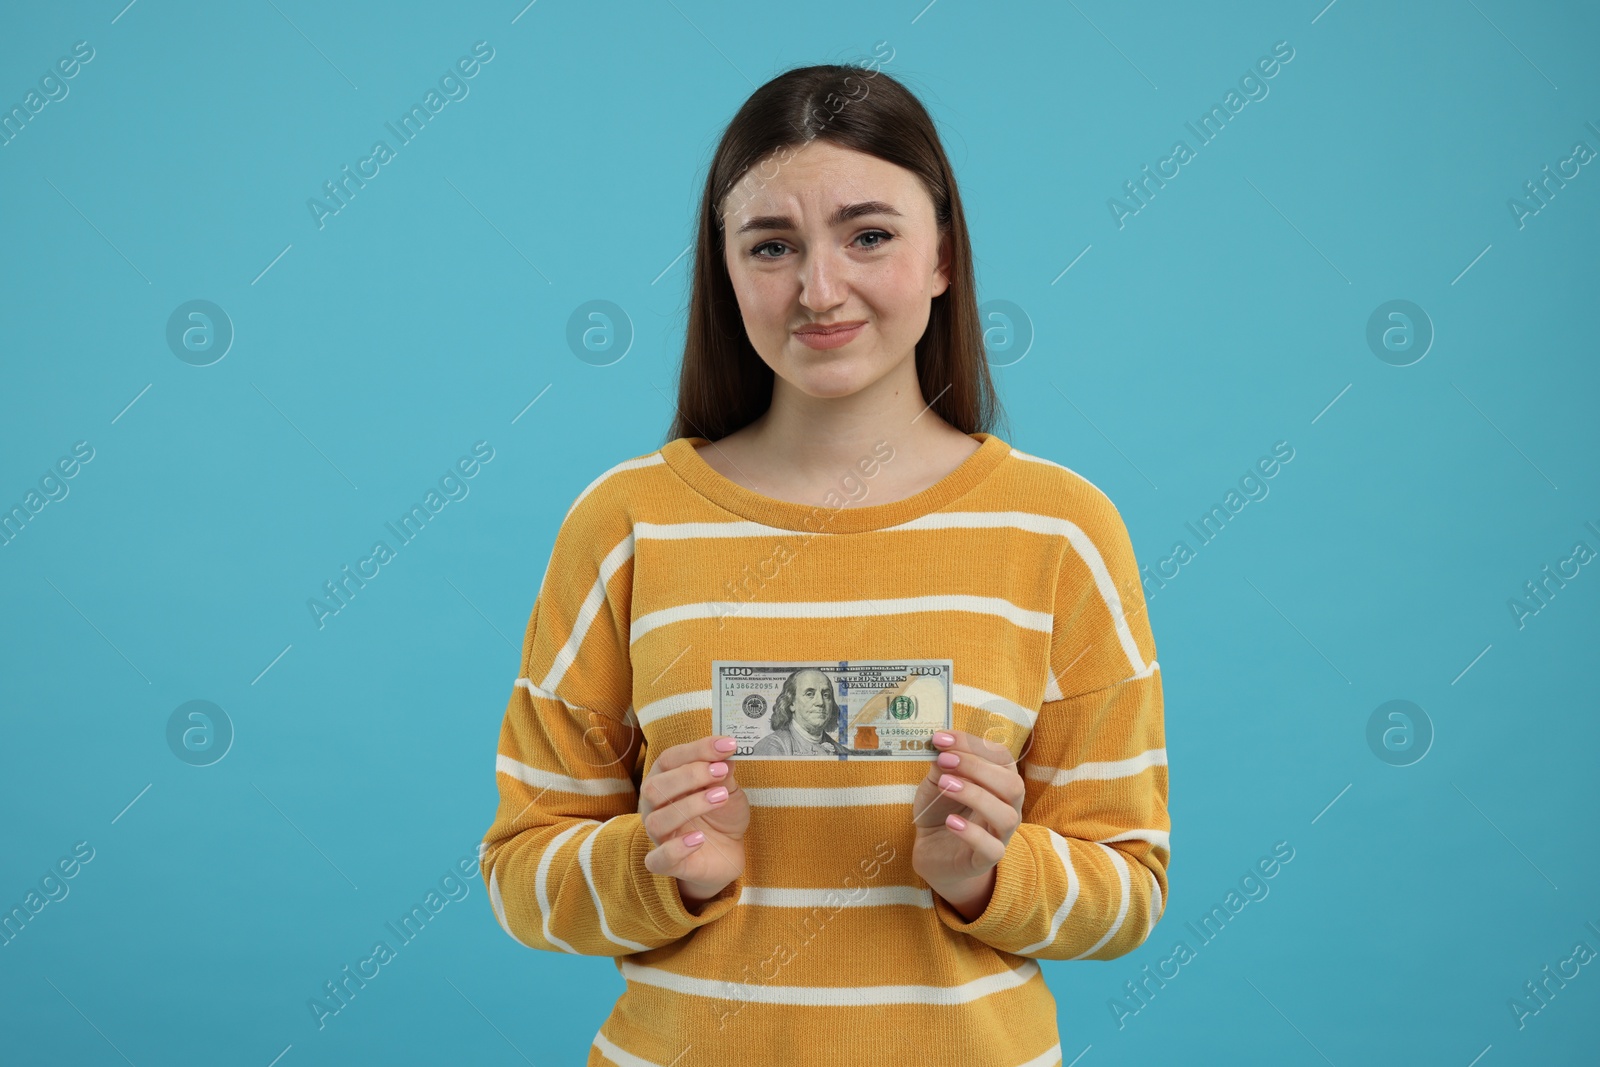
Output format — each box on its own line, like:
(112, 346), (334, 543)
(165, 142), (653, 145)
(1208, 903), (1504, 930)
(931, 229), (952, 297)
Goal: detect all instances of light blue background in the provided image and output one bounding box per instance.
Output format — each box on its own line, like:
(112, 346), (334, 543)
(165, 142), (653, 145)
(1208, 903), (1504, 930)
(2, 1), (1597, 1064)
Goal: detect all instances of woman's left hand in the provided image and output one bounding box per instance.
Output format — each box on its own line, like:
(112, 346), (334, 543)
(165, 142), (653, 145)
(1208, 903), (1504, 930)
(910, 729), (1026, 915)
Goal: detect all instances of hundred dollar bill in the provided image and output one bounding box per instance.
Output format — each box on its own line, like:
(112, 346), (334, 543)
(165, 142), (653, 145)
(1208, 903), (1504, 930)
(712, 660), (953, 760)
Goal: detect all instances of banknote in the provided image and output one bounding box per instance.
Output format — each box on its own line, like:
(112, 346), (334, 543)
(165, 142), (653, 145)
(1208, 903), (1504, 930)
(712, 660), (953, 760)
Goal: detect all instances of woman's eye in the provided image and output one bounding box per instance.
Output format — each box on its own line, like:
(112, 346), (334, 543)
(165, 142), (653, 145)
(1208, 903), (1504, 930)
(749, 231), (894, 260)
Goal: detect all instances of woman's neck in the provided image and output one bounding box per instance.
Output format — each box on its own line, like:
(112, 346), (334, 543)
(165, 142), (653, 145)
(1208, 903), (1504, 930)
(696, 356), (981, 508)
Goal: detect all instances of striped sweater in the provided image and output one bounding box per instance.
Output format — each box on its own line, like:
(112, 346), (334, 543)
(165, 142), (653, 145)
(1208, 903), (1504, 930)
(481, 432), (1169, 1067)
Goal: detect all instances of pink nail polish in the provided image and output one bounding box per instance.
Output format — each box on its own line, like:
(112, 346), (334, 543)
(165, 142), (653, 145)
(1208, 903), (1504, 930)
(707, 786), (728, 803)
(940, 775), (964, 792)
(937, 752), (960, 768)
(715, 737), (737, 752)
(684, 831), (705, 847)
(946, 814), (966, 831)
(933, 731), (954, 746)
(709, 761), (729, 778)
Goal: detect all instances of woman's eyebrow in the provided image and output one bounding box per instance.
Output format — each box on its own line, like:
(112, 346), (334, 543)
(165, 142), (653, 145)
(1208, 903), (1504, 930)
(736, 200), (902, 235)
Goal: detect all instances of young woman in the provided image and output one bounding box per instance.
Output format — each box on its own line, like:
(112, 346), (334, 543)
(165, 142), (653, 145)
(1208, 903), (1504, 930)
(481, 62), (1169, 1067)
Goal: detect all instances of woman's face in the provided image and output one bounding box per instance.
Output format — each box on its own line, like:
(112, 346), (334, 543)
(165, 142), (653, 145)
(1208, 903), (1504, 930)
(719, 140), (951, 401)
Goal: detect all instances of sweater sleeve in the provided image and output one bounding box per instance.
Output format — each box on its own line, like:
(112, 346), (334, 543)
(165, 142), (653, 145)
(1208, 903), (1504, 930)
(479, 490), (743, 956)
(932, 492), (1169, 960)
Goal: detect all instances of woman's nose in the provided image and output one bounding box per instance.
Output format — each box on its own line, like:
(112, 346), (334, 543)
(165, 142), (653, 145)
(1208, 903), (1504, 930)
(798, 250), (846, 309)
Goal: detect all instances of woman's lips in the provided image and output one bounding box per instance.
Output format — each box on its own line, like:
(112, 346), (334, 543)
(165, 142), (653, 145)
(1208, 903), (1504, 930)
(794, 322), (866, 349)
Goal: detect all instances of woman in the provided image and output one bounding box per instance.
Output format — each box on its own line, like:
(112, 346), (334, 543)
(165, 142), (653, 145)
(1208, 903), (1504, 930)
(481, 61), (1169, 1067)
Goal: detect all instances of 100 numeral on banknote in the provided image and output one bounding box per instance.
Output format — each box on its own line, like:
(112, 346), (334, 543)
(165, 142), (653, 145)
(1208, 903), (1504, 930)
(712, 660), (953, 760)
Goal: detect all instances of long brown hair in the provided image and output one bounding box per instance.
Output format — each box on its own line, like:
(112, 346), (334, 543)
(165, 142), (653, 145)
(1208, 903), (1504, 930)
(665, 61), (1007, 445)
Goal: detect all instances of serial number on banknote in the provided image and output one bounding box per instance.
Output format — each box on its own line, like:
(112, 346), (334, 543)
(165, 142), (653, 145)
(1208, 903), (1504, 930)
(712, 660), (953, 760)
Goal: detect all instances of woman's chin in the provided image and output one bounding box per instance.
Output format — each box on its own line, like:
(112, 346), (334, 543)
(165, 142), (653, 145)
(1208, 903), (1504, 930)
(780, 361), (880, 400)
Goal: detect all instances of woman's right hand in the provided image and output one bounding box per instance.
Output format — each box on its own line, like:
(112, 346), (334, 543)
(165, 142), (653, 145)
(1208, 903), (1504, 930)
(638, 735), (749, 904)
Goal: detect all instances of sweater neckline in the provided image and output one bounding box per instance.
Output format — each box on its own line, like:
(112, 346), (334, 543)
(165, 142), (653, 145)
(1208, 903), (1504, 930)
(660, 432), (1010, 534)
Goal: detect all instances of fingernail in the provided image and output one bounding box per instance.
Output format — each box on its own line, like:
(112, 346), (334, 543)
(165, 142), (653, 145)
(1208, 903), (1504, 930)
(932, 732), (954, 746)
(684, 830), (705, 847)
(715, 737), (738, 752)
(937, 752), (960, 768)
(707, 786), (729, 803)
(709, 761), (729, 778)
(946, 814), (966, 831)
(939, 775), (964, 792)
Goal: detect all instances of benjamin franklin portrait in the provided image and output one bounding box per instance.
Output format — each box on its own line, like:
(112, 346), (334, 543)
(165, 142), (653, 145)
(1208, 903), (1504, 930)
(751, 667), (847, 756)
